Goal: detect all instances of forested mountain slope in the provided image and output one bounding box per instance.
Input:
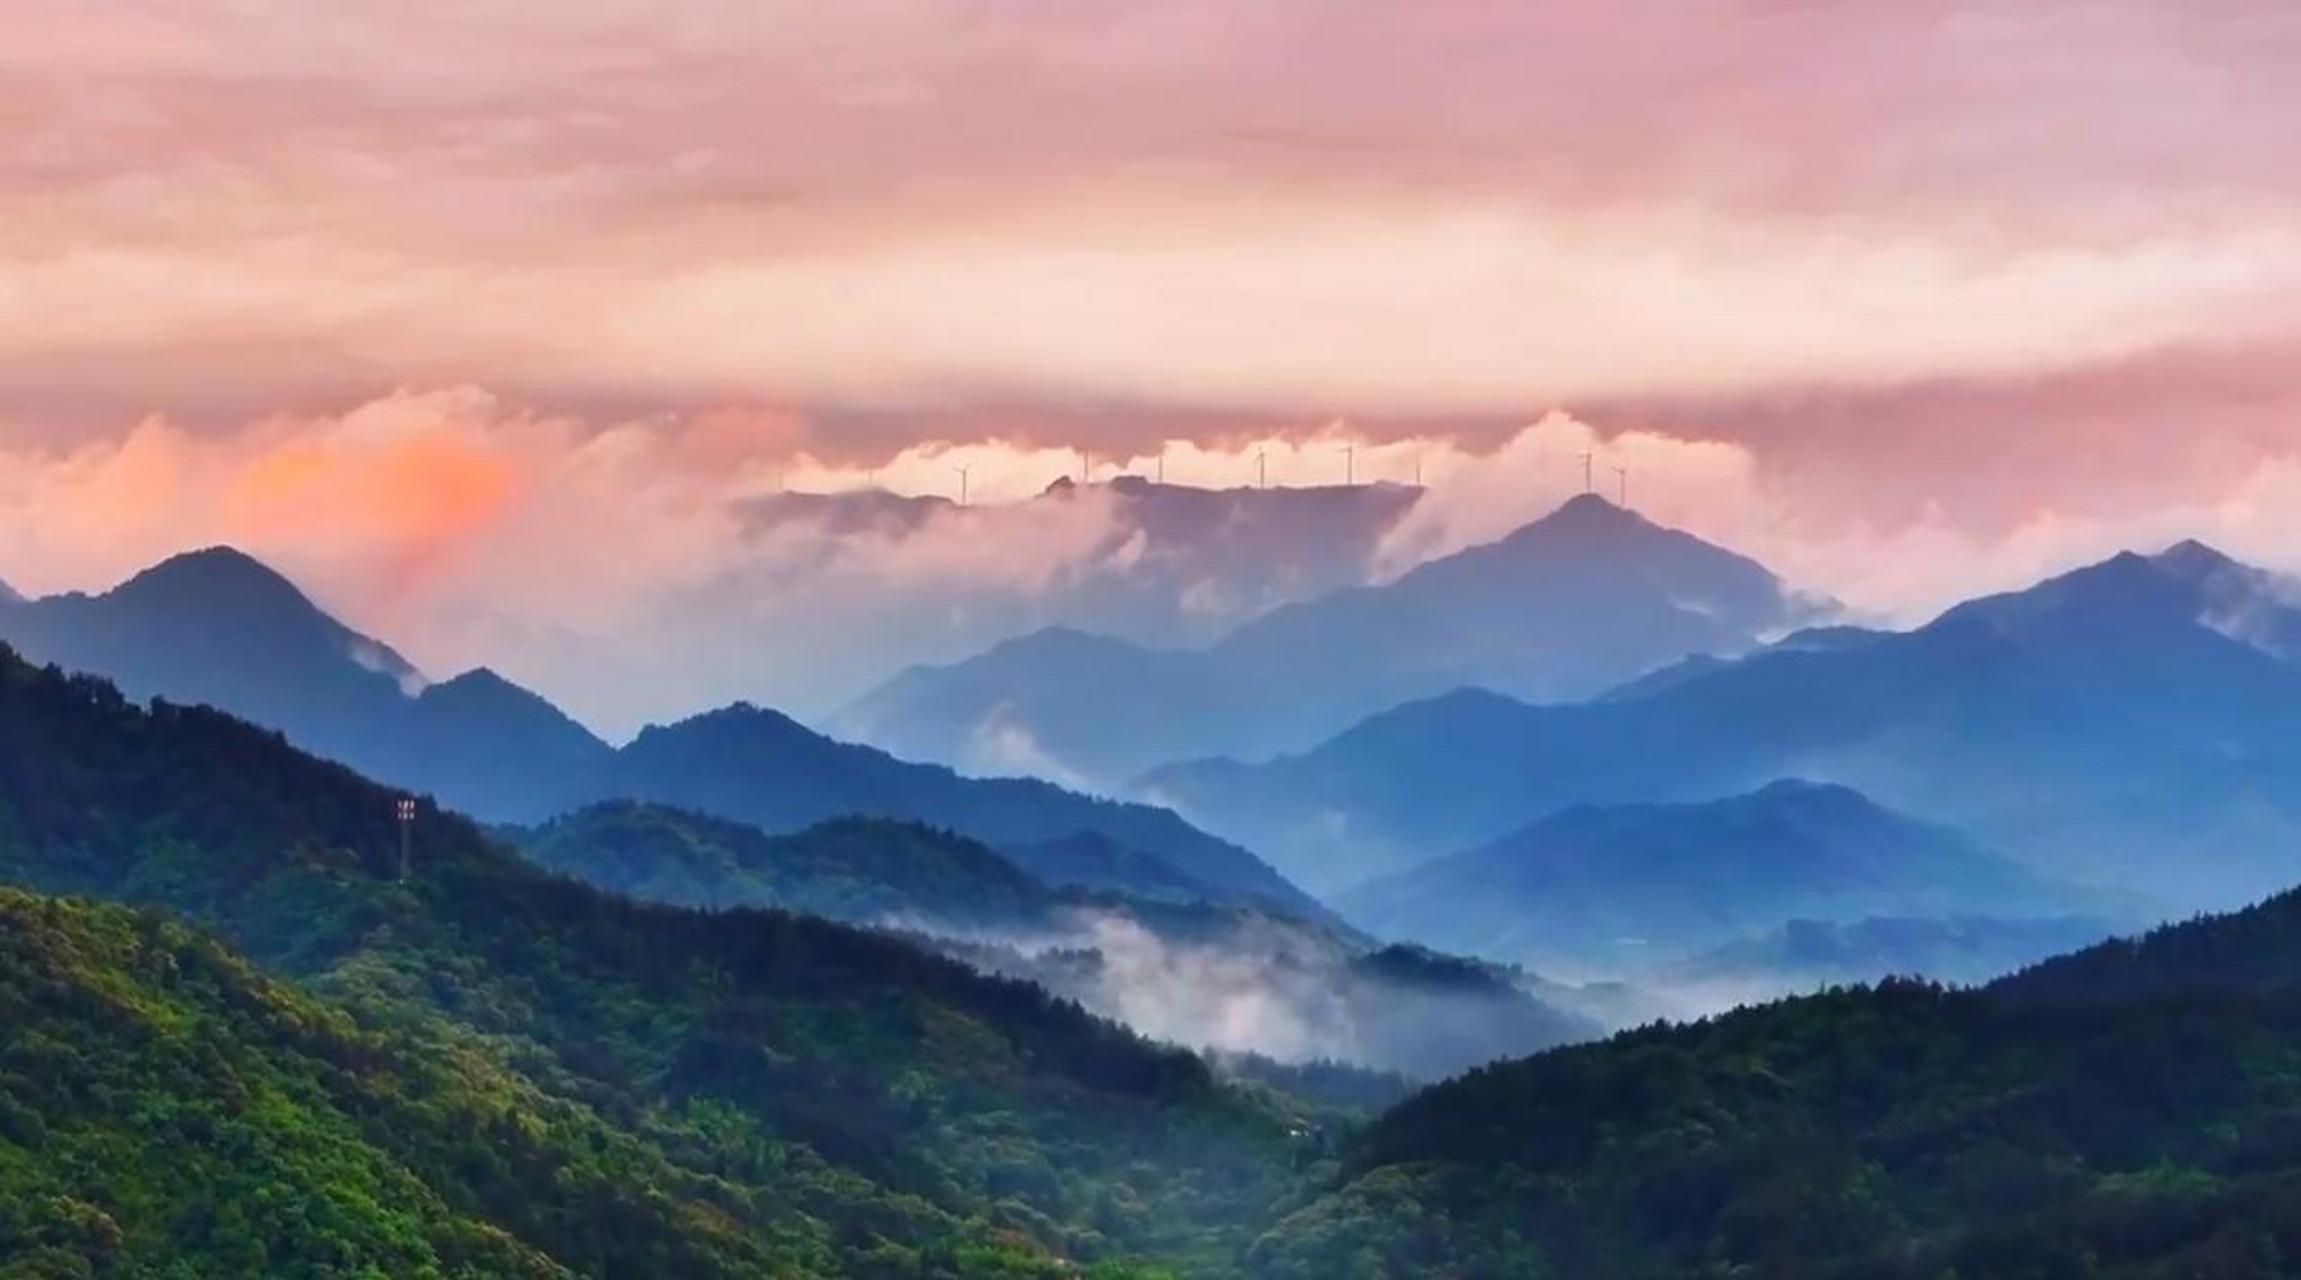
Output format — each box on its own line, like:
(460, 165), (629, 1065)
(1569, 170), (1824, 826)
(0, 645), (1302, 1276)
(1251, 879), (2301, 1277)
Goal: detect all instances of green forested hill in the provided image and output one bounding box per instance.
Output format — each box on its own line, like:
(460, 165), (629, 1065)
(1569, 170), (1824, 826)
(0, 650), (1303, 1276)
(510, 802), (1053, 927)
(1254, 975), (2301, 1277)
(1, 888), (769, 1278)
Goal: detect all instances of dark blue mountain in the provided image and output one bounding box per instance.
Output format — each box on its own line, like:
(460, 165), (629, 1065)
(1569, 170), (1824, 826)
(587, 701), (1325, 921)
(0, 547), (613, 816)
(0, 546), (1326, 922)
(1338, 781), (2076, 977)
(1149, 541), (2301, 907)
(840, 494), (1823, 784)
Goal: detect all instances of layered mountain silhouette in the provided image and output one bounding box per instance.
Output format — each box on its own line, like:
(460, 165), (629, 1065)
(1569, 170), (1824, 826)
(1339, 781), (2077, 978)
(740, 475), (1423, 673)
(511, 800), (1599, 1077)
(586, 700), (1323, 918)
(1659, 912), (2120, 1008)
(0, 545), (1320, 921)
(0, 547), (611, 818)
(840, 494), (1825, 784)
(1150, 540), (2301, 907)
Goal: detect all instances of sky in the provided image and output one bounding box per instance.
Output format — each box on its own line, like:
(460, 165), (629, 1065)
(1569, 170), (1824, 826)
(5, 1), (2301, 733)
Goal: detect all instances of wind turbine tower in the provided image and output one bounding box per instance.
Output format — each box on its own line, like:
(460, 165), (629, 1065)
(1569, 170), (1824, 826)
(1343, 445), (1356, 486)
(1615, 465), (1628, 507)
(1257, 448), (1268, 489)
(951, 464), (971, 506)
(1581, 451), (1594, 493)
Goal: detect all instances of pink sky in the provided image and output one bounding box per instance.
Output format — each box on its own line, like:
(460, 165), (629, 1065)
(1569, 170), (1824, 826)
(5, 1), (2301, 727)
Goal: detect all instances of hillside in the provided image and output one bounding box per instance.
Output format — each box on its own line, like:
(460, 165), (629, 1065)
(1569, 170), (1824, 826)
(513, 803), (1051, 926)
(591, 701), (1325, 920)
(1250, 875), (2301, 1276)
(0, 888), (945, 1278)
(1152, 542), (2301, 905)
(1338, 781), (2076, 978)
(511, 801), (1597, 1079)
(0, 645), (1302, 1274)
(841, 495), (1822, 786)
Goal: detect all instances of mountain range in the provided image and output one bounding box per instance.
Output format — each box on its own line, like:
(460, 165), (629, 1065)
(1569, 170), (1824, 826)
(1337, 780), (2086, 979)
(839, 494), (1825, 784)
(0, 545), (1321, 922)
(1150, 539), (2301, 909)
(711, 477), (1433, 722)
(24, 630), (2301, 1275)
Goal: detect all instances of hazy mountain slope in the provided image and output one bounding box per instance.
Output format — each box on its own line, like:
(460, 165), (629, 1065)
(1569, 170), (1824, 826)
(0, 647), (1302, 1274)
(1339, 781), (2076, 977)
(1215, 492), (1804, 711)
(1154, 542), (2301, 905)
(840, 495), (1823, 784)
(0, 547), (422, 753)
(729, 478), (1426, 720)
(591, 700), (1328, 920)
(1254, 877), (2301, 1277)
(0, 546), (614, 819)
(942, 920), (1602, 1081)
(0, 544), (1325, 923)
(996, 827), (1214, 899)
(839, 625), (1242, 784)
(511, 801), (1598, 1078)
(1658, 913), (2122, 1009)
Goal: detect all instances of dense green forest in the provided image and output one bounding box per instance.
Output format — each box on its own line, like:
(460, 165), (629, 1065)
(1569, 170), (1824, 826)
(0, 649), (1317, 1276)
(1254, 944), (2301, 1276)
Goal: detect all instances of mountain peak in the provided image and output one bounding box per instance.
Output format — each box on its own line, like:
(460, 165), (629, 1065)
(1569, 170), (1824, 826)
(432, 665), (520, 693)
(2152, 538), (2239, 579)
(114, 545), (311, 610)
(639, 699), (821, 746)
(1544, 491), (1641, 526)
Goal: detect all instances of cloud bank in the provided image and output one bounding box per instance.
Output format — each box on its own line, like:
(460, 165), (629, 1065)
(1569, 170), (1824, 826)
(6, 1), (2300, 428)
(11, 380), (2301, 739)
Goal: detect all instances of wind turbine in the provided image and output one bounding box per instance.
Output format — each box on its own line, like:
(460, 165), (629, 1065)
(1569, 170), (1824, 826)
(1256, 448), (1268, 490)
(951, 464), (971, 506)
(1580, 451), (1594, 493)
(1614, 465), (1628, 507)
(1343, 445), (1356, 487)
